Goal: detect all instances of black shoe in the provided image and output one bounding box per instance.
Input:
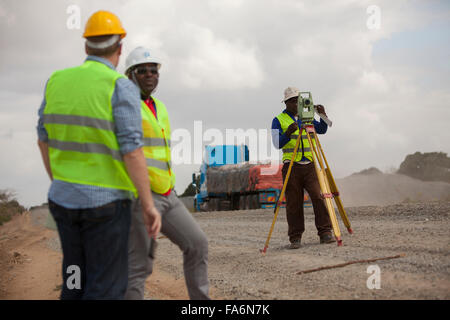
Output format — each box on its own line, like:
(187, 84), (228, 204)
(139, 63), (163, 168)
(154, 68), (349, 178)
(288, 239), (302, 249)
(320, 233), (334, 244)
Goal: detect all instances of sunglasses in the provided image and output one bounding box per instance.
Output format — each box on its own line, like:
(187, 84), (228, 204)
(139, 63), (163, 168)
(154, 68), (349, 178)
(134, 66), (159, 75)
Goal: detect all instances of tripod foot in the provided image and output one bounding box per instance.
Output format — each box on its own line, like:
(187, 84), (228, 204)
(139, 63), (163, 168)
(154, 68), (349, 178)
(336, 236), (343, 246)
(347, 228), (353, 235)
(260, 246), (268, 255)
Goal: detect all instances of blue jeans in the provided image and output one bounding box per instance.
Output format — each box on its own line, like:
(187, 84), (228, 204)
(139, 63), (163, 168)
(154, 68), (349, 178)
(49, 199), (131, 300)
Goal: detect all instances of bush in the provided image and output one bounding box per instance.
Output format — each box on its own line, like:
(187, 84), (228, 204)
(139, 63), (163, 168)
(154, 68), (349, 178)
(0, 190), (26, 226)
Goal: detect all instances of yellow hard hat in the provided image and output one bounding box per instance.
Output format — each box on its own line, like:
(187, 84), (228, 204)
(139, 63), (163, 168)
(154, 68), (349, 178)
(83, 11), (126, 39)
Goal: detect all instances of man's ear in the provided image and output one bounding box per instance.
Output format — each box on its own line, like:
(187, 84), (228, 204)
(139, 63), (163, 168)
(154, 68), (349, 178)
(118, 43), (122, 56)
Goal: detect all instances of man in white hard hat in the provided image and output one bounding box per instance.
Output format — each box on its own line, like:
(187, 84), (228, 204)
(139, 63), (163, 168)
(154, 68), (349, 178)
(123, 47), (210, 300)
(271, 87), (333, 249)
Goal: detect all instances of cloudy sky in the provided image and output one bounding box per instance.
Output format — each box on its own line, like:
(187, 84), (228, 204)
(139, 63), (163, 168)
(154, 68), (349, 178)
(0, 0), (449, 207)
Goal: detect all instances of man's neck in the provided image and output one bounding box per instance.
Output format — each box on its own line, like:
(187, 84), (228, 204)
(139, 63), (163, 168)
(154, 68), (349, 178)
(141, 92), (152, 100)
(285, 109), (297, 117)
(98, 53), (118, 68)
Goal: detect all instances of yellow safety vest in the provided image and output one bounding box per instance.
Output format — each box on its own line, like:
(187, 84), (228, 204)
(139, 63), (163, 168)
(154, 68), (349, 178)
(43, 60), (137, 195)
(141, 97), (176, 194)
(276, 112), (316, 162)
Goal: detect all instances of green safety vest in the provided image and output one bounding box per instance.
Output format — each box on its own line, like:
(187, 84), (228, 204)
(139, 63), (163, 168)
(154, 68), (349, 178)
(276, 112), (316, 162)
(141, 97), (175, 194)
(43, 60), (137, 196)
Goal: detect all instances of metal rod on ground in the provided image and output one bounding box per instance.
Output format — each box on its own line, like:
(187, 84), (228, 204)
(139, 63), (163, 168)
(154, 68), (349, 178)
(260, 129), (303, 255)
(296, 254), (406, 275)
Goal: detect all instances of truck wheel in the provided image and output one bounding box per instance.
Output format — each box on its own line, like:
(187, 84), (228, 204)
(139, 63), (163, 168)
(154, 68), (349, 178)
(207, 199), (212, 211)
(215, 199), (221, 211)
(239, 196), (245, 210)
(208, 199), (217, 211)
(232, 194), (240, 210)
(251, 194), (260, 209)
(245, 195), (251, 210)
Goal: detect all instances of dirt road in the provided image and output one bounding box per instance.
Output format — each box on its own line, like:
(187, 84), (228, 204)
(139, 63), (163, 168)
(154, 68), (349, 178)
(0, 201), (449, 299)
(156, 201), (450, 299)
(0, 207), (221, 300)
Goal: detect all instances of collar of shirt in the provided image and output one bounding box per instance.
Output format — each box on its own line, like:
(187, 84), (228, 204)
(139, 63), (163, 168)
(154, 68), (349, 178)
(283, 109), (299, 123)
(144, 97), (157, 119)
(86, 55), (115, 70)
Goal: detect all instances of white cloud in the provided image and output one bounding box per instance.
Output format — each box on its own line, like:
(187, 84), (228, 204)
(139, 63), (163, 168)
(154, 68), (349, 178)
(358, 71), (389, 93)
(176, 23), (265, 90)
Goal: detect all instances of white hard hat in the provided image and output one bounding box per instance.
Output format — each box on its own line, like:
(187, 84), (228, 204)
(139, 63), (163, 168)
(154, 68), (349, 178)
(125, 46), (161, 75)
(282, 86), (299, 102)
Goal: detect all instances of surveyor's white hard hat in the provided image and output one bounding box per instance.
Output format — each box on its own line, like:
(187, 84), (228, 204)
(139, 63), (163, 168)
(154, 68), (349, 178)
(282, 86), (300, 102)
(125, 46), (161, 75)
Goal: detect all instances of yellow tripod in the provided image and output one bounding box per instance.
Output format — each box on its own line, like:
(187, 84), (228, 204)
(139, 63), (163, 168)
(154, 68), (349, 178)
(261, 98), (352, 254)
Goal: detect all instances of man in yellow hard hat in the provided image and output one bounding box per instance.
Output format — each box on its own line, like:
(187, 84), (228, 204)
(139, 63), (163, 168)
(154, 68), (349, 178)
(37, 11), (161, 299)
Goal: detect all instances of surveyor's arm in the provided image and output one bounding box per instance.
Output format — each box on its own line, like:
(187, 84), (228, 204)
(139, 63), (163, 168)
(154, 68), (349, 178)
(271, 117), (292, 149)
(313, 105), (328, 134)
(37, 139), (53, 181)
(123, 146), (161, 238)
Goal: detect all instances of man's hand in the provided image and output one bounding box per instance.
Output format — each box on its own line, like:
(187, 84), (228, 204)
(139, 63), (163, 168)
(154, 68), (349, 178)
(315, 104), (327, 116)
(285, 122), (298, 137)
(141, 203), (162, 239)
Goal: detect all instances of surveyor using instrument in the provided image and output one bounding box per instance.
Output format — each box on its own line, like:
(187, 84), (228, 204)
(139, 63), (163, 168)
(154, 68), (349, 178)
(271, 87), (334, 249)
(36, 11), (161, 299)
(123, 47), (210, 300)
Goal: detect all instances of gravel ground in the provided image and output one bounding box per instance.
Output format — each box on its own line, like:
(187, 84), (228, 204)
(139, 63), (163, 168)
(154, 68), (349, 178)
(153, 201), (450, 300)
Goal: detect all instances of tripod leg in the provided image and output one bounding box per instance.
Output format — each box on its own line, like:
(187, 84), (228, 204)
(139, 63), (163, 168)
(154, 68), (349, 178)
(306, 130), (342, 246)
(261, 129), (303, 254)
(325, 168), (353, 234)
(313, 132), (353, 234)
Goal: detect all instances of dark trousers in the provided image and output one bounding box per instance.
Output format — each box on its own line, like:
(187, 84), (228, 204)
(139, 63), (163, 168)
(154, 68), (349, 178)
(49, 199), (131, 300)
(282, 162), (332, 242)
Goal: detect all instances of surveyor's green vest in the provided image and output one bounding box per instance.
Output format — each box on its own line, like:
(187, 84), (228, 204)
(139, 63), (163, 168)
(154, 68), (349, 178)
(43, 60), (137, 195)
(276, 112), (316, 162)
(141, 97), (175, 194)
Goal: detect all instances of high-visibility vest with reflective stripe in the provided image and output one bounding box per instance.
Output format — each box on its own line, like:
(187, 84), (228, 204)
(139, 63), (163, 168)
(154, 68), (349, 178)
(141, 97), (175, 194)
(43, 60), (137, 196)
(276, 112), (316, 162)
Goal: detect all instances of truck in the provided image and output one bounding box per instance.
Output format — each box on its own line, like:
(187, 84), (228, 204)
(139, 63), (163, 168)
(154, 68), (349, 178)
(192, 145), (311, 211)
